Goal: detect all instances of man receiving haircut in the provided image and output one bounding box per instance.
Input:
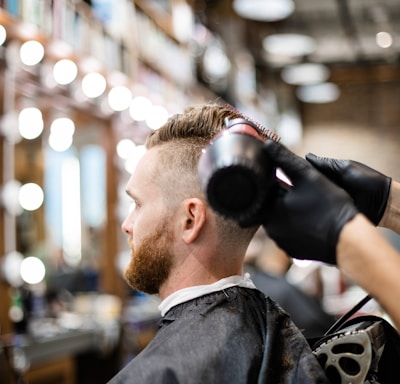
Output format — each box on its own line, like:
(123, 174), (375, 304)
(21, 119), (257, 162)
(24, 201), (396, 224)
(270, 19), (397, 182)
(108, 103), (329, 383)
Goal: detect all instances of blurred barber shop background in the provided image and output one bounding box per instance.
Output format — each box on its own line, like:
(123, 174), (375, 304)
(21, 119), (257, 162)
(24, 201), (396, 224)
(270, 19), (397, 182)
(0, 0), (399, 383)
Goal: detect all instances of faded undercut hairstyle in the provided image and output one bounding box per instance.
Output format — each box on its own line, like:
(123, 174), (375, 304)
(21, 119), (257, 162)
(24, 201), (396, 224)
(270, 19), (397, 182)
(145, 102), (259, 244)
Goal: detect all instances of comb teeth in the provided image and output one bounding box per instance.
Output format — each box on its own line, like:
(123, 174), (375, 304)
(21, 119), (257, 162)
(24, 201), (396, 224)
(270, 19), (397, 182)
(264, 130), (281, 143)
(225, 103), (281, 143)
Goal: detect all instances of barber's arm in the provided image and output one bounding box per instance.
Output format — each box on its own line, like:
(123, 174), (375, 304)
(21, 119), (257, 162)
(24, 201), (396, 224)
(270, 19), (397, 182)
(262, 141), (400, 330)
(306, 153), (400, 234)
(338, 215), (400, 331)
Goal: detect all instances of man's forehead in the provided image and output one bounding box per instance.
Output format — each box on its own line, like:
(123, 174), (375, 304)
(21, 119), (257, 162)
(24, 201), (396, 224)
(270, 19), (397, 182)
(138, 146), (159, 167)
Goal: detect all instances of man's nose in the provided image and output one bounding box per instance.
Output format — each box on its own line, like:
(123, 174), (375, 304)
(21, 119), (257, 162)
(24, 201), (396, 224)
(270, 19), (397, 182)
(121, 216), (132, 235)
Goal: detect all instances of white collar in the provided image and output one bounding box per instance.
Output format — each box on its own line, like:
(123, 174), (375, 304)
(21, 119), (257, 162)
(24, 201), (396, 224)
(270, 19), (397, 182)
(158, 274), (256, 317)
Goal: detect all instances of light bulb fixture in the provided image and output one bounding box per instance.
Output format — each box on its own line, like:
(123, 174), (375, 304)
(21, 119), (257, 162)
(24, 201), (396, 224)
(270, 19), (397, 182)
(18, 107), (44, 140)
(263, 33), (316, 58)
(19, 40), (45, 66)
(281, 63), (330, 85)
(376, 31), (393, 48)
(19, 183), (44, 211)
(0, 24), (7, 46)
(233, 0), (294, 22)
(20, 256), (46, 285)
(81, 72), (107, 98)
(129, 96), (152, 121)
(296, 82), (340, 104)
(108, 85), (132, 111)
(1, 172), (44, 216)
(53, 59), (78, 85)
(116, 138), (136, 160)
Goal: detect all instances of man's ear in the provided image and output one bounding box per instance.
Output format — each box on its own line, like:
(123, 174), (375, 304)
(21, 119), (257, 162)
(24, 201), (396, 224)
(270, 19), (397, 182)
(181, 198), (207, 244)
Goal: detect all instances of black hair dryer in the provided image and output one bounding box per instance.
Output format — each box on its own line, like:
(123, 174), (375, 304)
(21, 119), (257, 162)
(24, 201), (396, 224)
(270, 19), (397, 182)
(197, 118), (279, 227)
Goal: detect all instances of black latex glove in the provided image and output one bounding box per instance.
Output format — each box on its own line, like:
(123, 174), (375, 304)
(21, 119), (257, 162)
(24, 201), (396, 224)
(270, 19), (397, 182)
(306, 154), (391, 226)
(262, 141), (358, 265)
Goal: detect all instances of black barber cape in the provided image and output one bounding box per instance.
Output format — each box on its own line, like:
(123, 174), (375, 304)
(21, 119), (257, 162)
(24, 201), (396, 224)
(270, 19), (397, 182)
(108, 286), (329, 383)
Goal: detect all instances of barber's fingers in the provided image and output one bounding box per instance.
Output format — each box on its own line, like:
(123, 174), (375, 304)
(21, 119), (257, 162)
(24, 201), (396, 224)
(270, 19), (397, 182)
(263, 141), (311, 185)
(306, 153), (347, 184)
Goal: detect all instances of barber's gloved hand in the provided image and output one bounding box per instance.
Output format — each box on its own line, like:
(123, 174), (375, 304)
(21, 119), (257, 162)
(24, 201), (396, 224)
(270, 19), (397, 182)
(305, 154), (391, 226)
(262, 141), (358, 265)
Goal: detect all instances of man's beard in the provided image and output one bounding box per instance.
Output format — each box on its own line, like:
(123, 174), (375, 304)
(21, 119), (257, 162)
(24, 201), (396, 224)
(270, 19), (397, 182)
(124, 219), (174, 294)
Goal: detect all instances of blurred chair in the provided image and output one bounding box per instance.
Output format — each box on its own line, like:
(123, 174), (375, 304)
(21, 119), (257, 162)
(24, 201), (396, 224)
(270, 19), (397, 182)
(245, 230), (335, 338)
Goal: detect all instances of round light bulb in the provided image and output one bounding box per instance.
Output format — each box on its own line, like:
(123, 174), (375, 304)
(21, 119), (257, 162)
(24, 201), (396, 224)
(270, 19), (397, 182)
(18, 107), (44, 140)
(108, 86), (132, 111)
(19, 183), (44, 211)
(116, 139), (136, 160)
(81, 72), (107, 98)
(20, 256), (46, 285)
(129, 96), (152, 121)
(20, 40), (44, 66)
(376, 31), (393, 48)
(53, 59), (78, 85)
